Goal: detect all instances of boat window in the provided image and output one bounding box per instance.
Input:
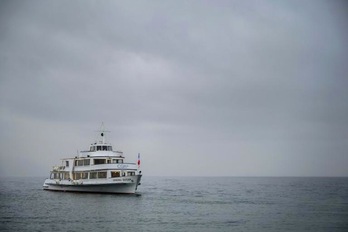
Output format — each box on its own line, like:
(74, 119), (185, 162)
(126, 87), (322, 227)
(53, 172), (59, 179)
(94, 159), (106, 165)
(90, 146), (96, 152)
(90, 172), (97, 179)
(97, 146), (101, 151)
(74, 159), (90, 166)
(83, 159), (90, 166)
(63, 172), (70, 180)
(128, 172), (135, 176)
(98, 172), (107, 179)
(112, 159), (122, 163)
(111, 171), (120, 178)
(77, 160), (84, 166)
(74, 172), (81, 180)
(81, 173), (88, 179)
(108, 146), (112, 151)
(65, 161), (69, 167)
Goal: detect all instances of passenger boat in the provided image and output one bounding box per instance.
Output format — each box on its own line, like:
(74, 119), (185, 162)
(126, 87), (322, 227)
(43, 126), (142, 194)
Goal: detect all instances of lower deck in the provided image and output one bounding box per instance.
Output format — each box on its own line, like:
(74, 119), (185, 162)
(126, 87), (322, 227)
(43, 174), (142, 194)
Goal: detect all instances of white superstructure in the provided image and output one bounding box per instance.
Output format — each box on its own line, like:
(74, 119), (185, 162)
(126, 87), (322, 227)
(43, 126), (142, 194)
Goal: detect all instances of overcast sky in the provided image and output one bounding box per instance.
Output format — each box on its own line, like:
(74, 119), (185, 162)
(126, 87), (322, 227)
(0, 0), (347, 177)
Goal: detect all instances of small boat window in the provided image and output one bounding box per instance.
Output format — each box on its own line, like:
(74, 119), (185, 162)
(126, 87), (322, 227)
(74, 173), (81, 180)
(94, 159), (106, 165)
(97, 172), (107, 179)
(97, 146), (101, 151)
(66, 161), (69, 167)
(89, 172), (107, 179)
(74, 159), (90, 166)
(128, 171), (135, 176)
(75, 160), (84, 166)
(90, 146), (96, 152)
(81, 173), (88, 179)
(111, 171), (120, 178)
(90, 172), (97, 179)
(63, 172), (69, 179)
(108, 146), (112, 151)
(51, 172), (60, 179)
(103, 146), (107, 151)
(83, 159), (90, 166)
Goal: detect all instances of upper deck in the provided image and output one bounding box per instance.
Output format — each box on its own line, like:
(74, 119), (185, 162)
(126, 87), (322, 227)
(80, 143), (124, 158)
(79, 127), (124, 158)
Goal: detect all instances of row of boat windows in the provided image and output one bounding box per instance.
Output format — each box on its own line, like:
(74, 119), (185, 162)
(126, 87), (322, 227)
(50, 171), (136, 180)
(67, 159), (124, 167)
(90, 146), (112, 151)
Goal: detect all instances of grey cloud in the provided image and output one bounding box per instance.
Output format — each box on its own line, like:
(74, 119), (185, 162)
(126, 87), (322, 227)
(0, 0), (347, 176)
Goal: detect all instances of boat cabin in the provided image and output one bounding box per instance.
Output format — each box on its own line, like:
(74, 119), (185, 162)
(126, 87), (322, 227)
(90, 145), (113, 151)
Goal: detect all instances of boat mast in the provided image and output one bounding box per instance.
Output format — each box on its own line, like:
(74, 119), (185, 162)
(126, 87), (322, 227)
(98, 122), (110, 144)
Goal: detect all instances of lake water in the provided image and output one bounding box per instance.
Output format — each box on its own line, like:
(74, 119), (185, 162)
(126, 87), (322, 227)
(1, 177), (348, 231)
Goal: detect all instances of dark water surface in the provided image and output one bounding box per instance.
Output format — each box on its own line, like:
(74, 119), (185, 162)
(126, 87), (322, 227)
(1, 177), (348, 231)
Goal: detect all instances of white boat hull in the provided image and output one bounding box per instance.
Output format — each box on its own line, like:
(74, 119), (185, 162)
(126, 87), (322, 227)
(43, 175), (142, 194)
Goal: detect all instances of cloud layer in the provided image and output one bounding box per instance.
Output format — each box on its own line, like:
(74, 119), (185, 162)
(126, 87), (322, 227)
(1, 0), (347, 176)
